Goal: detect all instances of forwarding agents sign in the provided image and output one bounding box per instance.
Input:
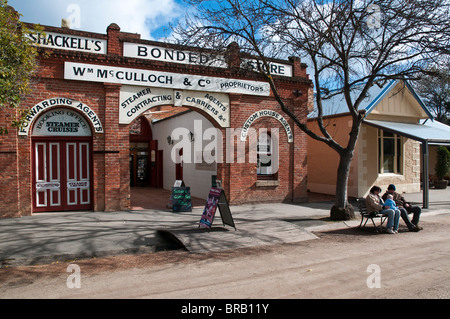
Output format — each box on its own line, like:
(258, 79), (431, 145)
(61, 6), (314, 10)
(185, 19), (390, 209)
(64, 62), (271, 96)
(119, 85), (230, 127)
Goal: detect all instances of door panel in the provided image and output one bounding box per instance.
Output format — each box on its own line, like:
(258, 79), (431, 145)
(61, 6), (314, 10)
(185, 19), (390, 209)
(33, 140), (92, 212)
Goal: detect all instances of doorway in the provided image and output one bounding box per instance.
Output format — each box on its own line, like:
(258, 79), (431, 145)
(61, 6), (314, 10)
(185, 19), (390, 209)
(31, 108), (93, 212)
(129, 116), (163, 188)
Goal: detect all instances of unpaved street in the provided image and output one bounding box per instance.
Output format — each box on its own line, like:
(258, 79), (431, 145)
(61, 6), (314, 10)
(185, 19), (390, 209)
(1, 213), (449, 299)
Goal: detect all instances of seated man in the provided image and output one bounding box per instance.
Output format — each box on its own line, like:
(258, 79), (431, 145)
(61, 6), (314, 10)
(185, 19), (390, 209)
(382, 184), (422, 232)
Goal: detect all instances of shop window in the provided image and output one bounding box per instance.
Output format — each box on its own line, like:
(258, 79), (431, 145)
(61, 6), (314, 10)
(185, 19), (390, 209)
(257, 131), (277, 180)
(378, 130), (403, 174)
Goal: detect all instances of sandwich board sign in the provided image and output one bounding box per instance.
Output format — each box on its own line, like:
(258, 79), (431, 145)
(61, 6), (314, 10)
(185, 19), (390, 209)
(169, 180), (192, 212)
(199, 187), (236, 230)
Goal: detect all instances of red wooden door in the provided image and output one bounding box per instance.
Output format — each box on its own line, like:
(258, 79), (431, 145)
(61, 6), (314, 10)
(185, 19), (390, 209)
(32, 139), (92, 212)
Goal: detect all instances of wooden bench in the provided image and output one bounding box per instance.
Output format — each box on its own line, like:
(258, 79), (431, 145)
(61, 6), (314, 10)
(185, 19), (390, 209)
(357, 198), (388, 232)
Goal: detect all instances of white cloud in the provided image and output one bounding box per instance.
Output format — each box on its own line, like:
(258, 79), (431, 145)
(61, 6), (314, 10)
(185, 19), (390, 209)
(8, 0), (184, 40)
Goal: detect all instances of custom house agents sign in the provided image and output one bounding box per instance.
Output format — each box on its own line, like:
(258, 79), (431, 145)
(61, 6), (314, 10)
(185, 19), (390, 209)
(120, 85), (230, 127)
(64, 62), (271, 96)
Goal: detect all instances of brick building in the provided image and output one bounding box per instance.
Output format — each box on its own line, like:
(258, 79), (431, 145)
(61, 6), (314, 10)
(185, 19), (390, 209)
(0, 21), (312, 218)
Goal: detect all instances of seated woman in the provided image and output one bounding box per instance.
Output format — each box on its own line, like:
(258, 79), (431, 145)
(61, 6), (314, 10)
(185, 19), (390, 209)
(366, 186), (400, 234)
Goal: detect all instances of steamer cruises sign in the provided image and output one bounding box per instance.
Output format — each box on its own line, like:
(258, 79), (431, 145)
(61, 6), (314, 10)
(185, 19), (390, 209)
(27, 31), (107, 54)
(120, 86), (230, 127)
(65, 62), (271, 96)
(32, 108), (92, 137)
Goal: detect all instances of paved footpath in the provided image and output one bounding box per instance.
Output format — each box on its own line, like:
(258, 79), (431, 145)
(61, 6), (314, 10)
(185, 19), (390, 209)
(1, 212), (448, 299)
(0, 188), (449, 266)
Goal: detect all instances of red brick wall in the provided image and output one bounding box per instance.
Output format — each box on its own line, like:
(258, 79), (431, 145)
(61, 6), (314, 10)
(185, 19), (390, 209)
(0, 22), (311, 217)
(216, 91), (309, 205)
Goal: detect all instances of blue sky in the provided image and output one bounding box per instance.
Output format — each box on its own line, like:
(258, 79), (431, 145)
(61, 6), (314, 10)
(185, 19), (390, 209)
(8, 0), (187, 40)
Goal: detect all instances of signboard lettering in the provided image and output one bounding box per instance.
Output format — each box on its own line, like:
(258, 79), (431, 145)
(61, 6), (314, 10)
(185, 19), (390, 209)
(124, 43), (292, 76)
(171, 186), (192, 212)
(36, 182), (60, 190)
(67, 181), (90, 189)
(65, 62), (270, 97)
(32, 108), (92, 137)
(20, 98), (103, 136)
(241, 109), (294, 143)
(242, 59), (293, 77)
(27, 31), (106, 54)
(124, 43), (227, 68)
(119, 86), (230, 127)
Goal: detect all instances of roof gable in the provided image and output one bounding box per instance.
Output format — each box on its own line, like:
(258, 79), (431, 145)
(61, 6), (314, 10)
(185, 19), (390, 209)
(308, 80), (433, 121)
(365, 80), (432, 122)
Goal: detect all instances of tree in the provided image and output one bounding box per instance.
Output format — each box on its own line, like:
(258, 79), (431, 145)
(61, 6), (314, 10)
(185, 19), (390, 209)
(0, 0), (40, 135)
(414, 60), (450, 124)
(175, 0), (450, 219)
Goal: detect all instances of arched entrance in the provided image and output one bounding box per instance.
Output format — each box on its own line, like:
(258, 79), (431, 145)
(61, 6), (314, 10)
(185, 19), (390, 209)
(31, 108), (93, 212)
(129, 116), (163, 188)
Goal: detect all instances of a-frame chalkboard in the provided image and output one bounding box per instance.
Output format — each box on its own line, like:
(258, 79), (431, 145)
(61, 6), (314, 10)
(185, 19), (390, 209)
(169, 180), (192, 212)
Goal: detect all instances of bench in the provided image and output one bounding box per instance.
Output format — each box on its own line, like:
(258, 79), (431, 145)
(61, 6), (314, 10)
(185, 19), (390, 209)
(357, 198), (388, 232)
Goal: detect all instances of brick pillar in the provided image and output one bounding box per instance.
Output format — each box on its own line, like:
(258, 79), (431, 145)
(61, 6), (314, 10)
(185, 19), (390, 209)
(17, 135), (32, 216)
(226, 42), (241, 69)
(107, 23), (121, 56)
(103, 83), (125, 211)
(290, 81), (311, 203)
(289, 56), (309, 78)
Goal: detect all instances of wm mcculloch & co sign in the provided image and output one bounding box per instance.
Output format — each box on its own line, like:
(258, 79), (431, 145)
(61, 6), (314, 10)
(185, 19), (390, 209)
(64, 62), (271, 96)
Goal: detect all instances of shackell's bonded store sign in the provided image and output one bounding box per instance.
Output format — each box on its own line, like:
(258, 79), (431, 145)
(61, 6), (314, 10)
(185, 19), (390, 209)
(64, 62), (271, 96)
(124, 43), (293, 76)
(27, 31), (107, 54)
(123, 42), (227, 68)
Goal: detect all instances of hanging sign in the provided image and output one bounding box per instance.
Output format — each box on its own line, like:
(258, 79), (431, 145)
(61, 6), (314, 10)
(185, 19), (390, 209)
(65, 62), (270, 96)
(199, 188), (236, 230)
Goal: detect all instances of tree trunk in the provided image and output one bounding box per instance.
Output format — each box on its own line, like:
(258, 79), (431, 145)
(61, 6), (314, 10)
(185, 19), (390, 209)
(330, 149), (355, 220)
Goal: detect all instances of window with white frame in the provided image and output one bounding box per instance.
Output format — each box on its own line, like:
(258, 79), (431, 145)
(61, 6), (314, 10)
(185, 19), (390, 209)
(257, 131), (275, 179)
(378, 130), (403, 174)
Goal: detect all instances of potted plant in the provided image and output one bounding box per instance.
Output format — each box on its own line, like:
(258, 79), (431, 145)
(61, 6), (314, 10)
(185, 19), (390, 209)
(434, 146), (450, 189)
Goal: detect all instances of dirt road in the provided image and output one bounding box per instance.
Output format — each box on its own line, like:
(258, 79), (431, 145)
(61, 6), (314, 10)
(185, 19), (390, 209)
(1, 213), (449, 299)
